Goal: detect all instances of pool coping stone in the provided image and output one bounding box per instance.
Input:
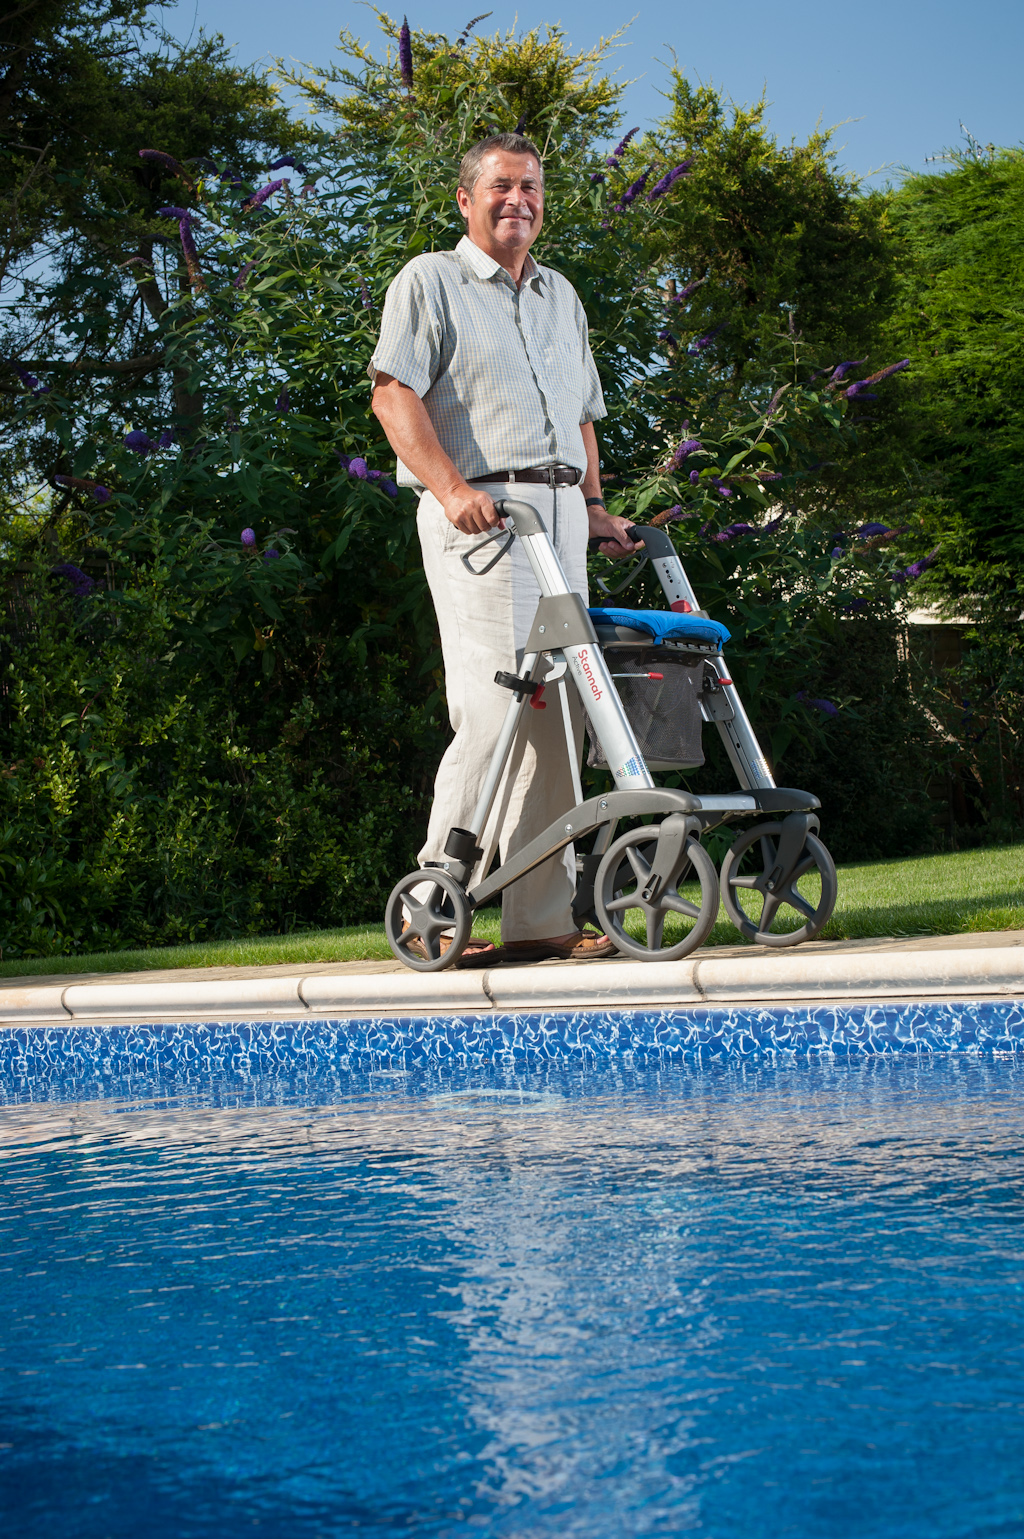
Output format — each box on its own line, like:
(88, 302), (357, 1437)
(1, 934), (1021, 1027)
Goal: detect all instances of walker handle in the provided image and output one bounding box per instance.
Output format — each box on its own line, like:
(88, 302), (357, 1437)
(587, 523), (643, 555)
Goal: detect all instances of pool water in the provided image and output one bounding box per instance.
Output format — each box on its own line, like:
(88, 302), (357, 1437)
(2, 1054), (1023, 1537)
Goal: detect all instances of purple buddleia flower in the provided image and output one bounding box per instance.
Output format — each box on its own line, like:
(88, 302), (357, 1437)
(275, 385), (290, 414)
(648, 158), (694, 199)
(843, 360), (909, 402)
(856, 522), (892, 539)
(668, 437), (702, 470)
(124, 430), (155, 455)
(843, 597), (868, 613)
(513, 111), (528, 134)
(156, 205), (191, 220)
(688, 325), (725, 356)
(762, 513), (785, 533)
(796, 691), (839, 718)
(590, 172), (605, 184)
(380, 478), (399, 497)
(712, 478), (733, 499)
(606, 127), (639, 169)
(360, 278), (374, 309)
(671, 278), (703, 306)
(178, 217), (202, 283)
(765, 385), (787, 418)
(454, 13), (490, 48)
(220, 169), (242, 188)
(854, 358), (911, 388)
(241, 528), (256, 547)
(14, 363), (50, 397)
(268, 156), (309, 175)
(758, 471), (782, 482)
(336, 450), (351, 470)
(613, 166), (653, 213)
(714, 522), (753, 540)
(829, 359), (866, 384)
(399, 17), (414, 89)
(51, 563), (95, 598)
(55, 474), (109, 502)
(139, 149), (186, 176)
(156, 430), (175, 449)
(263, 548), (280, 561)
(244, 179), (286, 211)
(348, 456), (369, 480)
(831, 546), (845, 559)
(658, 329), (678, 348)
(233, 262), (255, 289)
(689, 469), (701, 485)
(899, 548), (940, 581)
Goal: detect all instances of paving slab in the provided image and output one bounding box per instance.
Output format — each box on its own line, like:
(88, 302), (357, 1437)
(0, 931), (1020, 1027)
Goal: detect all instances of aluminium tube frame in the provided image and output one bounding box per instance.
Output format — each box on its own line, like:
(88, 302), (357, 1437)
(638, 526), (776, 792)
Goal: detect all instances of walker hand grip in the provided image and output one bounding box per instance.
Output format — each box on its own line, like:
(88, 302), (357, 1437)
(588, 524), (642, 555)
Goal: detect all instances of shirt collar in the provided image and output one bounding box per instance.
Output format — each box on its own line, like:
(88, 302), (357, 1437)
(457, 234), (545, 289)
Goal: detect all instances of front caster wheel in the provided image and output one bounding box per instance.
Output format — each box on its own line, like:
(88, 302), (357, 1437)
(720, 820), (838, 947)
(595, 820), (720, 961)
(384, 868), (472, 972)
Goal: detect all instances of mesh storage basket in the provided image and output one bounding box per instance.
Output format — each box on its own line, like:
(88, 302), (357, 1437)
(586, 646), (706, 770)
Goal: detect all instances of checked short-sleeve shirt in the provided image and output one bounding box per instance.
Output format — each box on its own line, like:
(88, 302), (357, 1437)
(369, 235), (607, 489)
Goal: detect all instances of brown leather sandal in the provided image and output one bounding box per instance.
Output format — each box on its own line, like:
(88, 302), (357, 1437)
(401, 930), (499, 969)
(498, 929), (617, 964)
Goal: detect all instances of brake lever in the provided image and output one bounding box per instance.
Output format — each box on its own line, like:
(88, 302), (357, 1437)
(596, 555), (649, 598)
(460, 525), (515, 576)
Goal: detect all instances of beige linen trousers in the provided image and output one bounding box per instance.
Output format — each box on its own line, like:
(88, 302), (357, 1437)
(416, 481), (589, 942)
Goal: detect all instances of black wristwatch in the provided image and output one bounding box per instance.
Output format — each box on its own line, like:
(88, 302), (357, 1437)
(585, 497), (607, 509)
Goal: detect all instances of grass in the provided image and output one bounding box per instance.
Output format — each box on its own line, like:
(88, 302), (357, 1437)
(1, 843), (1020, 982)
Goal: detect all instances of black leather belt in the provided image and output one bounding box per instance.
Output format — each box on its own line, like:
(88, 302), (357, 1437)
(467, 465), (582, 487)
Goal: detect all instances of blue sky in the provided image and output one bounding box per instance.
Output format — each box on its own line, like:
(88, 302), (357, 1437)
(161, 0), (1021, 186)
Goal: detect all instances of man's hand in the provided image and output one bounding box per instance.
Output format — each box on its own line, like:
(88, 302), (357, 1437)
(443, 484), (505, 535)
(588, 507), (644, 559)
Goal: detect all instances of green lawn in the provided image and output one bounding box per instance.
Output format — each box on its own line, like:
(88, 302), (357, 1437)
(1, 843), (1020, 981)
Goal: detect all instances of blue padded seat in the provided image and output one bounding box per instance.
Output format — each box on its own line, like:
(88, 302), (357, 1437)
(589, 607), (731, 649)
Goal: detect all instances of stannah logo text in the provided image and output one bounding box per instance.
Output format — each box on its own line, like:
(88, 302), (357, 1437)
(577, 648), (602, 702)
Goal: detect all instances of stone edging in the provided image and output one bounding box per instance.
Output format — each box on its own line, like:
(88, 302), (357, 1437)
(0, 946), (1021, 1026)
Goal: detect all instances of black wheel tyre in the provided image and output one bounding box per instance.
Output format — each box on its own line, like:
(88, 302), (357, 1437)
(384, 868), (473, 972)
(720, 821), (838, 947)
(595, 826), (720, 962)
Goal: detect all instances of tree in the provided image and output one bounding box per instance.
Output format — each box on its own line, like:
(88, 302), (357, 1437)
(0, 7), (301, 458)
(888, 146), (1024, 616)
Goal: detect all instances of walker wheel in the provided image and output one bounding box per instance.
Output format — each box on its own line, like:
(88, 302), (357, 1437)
(384, 869), (472, 972)
(720, 821), (838, 947)
(595, 822), (720, 961)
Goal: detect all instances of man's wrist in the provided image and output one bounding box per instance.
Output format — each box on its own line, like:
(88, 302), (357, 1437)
(585, 496), (606, 509)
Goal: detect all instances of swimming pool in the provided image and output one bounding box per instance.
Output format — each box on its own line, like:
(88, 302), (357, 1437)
(2, 1010), (1023, 1536)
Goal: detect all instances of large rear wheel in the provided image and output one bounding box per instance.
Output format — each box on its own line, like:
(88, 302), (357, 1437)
(720, 820), (837, 947)
(595, 822), (720, 961)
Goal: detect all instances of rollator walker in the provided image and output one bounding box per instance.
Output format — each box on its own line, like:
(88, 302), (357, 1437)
(385, 499), (838, 971)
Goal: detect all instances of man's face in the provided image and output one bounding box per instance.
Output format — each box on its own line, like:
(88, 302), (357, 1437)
(456, 150), (544, 263)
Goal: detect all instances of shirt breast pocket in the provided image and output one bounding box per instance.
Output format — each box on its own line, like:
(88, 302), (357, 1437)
(544, 341), (585, 410)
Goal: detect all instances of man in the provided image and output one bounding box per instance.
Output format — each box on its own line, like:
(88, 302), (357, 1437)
(370, 132), (639, 964)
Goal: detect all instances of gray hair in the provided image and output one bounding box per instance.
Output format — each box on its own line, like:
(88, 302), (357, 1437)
(458, 133), (544, 200)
